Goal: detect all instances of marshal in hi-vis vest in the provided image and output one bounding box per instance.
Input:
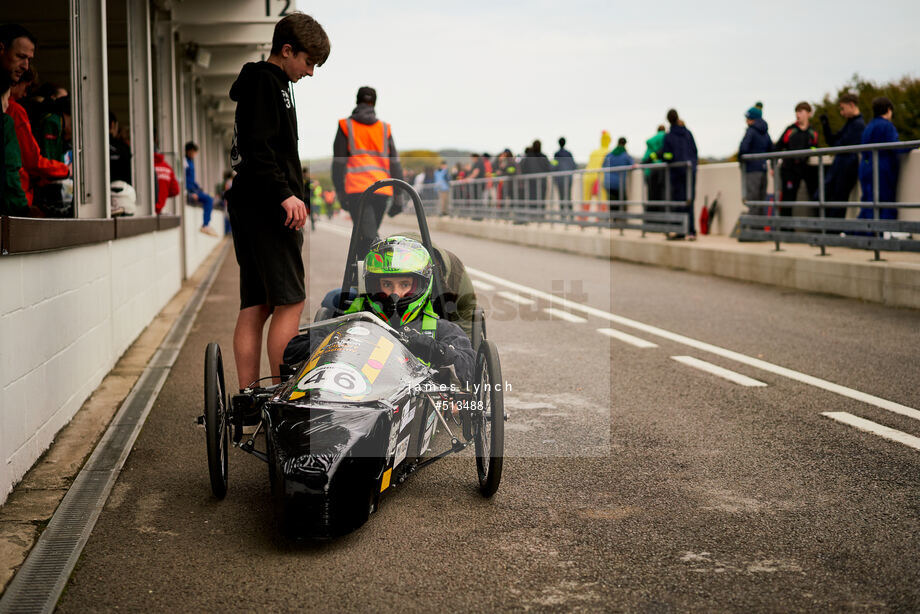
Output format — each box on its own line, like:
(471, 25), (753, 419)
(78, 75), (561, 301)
(339, 118), (393, 196)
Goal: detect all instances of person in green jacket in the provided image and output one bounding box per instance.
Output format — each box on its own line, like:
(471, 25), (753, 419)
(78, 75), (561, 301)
(1, 70), (28, 215)
(642, 125), (667, 207)
(38, 96), (69, 163)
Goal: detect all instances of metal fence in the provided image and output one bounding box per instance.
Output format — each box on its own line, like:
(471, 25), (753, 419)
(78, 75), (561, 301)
(739, 140), (920, 260)
(418, 161), (694, 236)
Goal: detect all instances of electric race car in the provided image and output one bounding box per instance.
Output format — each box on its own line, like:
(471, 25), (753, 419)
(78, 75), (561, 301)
(199, 180), (505, 538)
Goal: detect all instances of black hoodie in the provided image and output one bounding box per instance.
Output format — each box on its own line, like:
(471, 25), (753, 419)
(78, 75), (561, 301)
(229, 61), (303, 210)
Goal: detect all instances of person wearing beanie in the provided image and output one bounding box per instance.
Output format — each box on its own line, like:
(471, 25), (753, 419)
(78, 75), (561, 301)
(738, 104), (771, 209)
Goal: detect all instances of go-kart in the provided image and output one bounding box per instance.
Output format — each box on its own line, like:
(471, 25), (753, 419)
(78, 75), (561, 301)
(199, 179), (505, 538)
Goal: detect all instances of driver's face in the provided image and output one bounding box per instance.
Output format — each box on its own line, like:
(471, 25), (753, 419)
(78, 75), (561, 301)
(379, 277), (414, 298)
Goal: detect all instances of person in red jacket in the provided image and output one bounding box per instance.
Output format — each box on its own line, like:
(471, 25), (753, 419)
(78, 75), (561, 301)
(7, 70), (69, 211)
(154, 151), (179, 214)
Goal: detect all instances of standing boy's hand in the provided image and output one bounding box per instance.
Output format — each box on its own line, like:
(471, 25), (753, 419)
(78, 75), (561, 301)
(280, 195), (307, 229)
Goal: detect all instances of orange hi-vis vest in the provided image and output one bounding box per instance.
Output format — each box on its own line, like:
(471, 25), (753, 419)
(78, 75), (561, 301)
(339, 118), (393, 196)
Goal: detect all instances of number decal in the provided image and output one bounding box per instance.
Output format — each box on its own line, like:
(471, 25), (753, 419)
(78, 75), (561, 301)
(266, 0), (291, 17)
(297, 363), (368, 396)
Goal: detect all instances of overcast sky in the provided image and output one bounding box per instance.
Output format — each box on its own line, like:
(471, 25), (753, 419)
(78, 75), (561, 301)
(293, 0), (920, 163)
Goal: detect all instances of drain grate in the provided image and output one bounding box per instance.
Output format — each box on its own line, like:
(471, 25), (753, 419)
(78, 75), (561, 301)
(0, 243), (229, 614)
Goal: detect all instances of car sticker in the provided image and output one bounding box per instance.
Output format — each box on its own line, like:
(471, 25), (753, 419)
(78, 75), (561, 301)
(394, 436), (410, 467)
(360, 336), (394, 384)
(420, 410), (437, 454)
(300, 331), (336, 376)
(347, 326), (370, 336)
(387, 415), (400, 458)
(295, 363), (368, 396)
(399, 401), (415, 432)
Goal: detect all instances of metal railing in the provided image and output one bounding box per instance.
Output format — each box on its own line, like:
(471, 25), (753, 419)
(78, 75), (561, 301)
(740, 140), (920, 260)
(419, 161), (694, 236)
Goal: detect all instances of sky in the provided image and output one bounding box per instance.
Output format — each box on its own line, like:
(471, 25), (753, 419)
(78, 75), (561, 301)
(292, 0), (920, 164)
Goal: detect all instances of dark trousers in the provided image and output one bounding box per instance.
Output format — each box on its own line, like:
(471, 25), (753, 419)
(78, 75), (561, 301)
(668, 169), (696, 235)
(343, 193), (388, 259)
(779, 163), (818, 215)
(645, 168), (666, 213)
(554, 176), (573, 211)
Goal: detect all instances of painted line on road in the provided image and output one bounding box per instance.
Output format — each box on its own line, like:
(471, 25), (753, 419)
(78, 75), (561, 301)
(472, 279), (496, 291)
(672, 355), (767, 387)
(597, 328), (658, 348)
(316, 221), (352, 237)
(466, 266), (920, 422)
(544, 308), (587, 323)
(822, 412), (920, 451)
(496, 291), (536, 305)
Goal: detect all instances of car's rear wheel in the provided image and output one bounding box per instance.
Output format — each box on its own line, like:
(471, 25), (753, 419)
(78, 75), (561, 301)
(204, 342), (228, 499)
(474, 340), (504, 496)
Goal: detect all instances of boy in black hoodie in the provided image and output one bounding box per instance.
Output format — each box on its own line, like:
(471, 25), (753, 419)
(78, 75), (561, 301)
(228, 13), (330, 390)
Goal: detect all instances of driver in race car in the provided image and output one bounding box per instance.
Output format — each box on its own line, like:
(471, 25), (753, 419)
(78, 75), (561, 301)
(284, 236), (475, 385)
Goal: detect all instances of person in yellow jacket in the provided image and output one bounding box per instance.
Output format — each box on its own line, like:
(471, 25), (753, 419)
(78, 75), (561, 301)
(332, 86), (404, 258)
(582, 131), (611, 212)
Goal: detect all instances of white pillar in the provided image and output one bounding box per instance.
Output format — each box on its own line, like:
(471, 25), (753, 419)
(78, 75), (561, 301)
(127, 0), (155, 217)
(70, 0), (110, 218)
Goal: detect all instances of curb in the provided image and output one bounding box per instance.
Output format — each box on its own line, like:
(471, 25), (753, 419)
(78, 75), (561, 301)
(388, 216), (920, 310)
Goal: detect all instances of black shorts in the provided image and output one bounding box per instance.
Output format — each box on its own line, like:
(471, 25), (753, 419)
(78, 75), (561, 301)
(229, 203), (305, 310)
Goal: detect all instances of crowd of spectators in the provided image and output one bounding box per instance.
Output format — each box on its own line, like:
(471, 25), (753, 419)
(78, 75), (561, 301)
(0, 21), (200, 220)
(400, 96), (914, 240)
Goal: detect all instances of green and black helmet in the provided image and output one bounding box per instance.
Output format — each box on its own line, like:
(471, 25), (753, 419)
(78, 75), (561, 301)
(364, 236), (434, 325)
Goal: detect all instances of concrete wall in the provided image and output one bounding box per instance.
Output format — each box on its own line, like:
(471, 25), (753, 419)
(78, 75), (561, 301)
(0, 227), (183, 505)
(616, 149), (920, 234)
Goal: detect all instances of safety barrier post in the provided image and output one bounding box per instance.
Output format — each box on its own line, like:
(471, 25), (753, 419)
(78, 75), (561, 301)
(872, 150), (881, 261)
(818, 156), (827, 256)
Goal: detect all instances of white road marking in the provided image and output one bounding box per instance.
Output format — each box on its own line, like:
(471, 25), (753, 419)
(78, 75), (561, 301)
(671, 356), (767, 387)
(466, 266), (920, 422)
(544, 308), (587, 323)
(497, 291), (536, 305)
(471, 279), (496, 291)
(597, 328), (658, 348)
(316, 222), (352, 237)
(822, 412), (920, 452)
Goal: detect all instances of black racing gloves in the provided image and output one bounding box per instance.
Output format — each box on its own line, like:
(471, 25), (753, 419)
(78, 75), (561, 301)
(400, 326), (454, 367)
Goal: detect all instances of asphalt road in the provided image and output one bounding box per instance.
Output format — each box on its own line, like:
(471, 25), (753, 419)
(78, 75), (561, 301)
(56, 218), (920, 612)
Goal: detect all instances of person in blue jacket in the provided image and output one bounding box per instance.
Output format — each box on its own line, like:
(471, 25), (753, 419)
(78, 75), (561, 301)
(662, 109), (698, 239)
(738, 105), (771, 213)
(603, 137), (633, 208)
(553, 137), (576, 213)
(819, 93), (865, 217)
(858, 97), (913, 220)
(184, 141), (216, 235)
